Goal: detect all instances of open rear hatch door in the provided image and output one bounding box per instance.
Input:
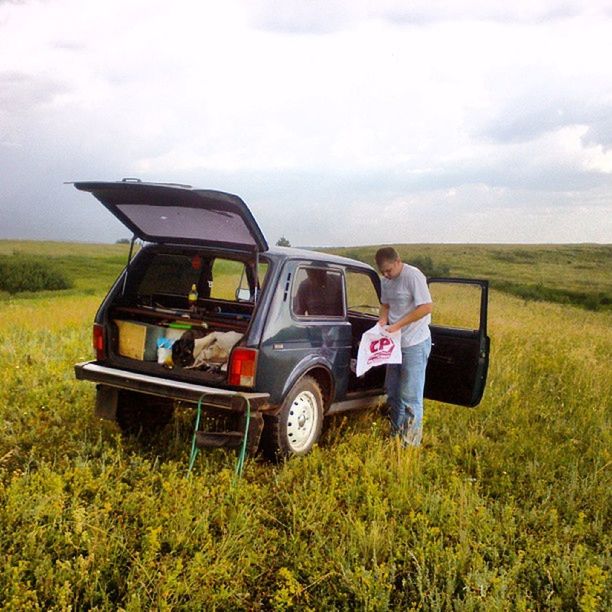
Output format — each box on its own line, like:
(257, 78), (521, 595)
(74, 180), (268, 252)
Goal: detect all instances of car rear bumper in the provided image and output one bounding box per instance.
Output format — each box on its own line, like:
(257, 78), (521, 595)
(74, 361), (270, 409)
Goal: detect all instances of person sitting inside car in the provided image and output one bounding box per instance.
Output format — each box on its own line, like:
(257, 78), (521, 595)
(293, 268), (343, 316)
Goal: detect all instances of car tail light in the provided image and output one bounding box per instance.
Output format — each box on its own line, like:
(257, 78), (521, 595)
(93, 324), (105, 361)
(228, 347), (258, 387)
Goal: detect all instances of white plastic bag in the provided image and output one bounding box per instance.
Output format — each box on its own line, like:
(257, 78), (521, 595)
(356, 323), (402, 377)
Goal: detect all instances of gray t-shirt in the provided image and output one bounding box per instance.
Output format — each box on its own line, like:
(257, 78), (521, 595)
(381, 263), (432, 347)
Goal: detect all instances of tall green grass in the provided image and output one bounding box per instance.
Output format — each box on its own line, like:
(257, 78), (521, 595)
(0, 242), (132, 300)
(0, 255), (73, 294)
(327, 244), (612, 312)
(0, 283), (609, 608)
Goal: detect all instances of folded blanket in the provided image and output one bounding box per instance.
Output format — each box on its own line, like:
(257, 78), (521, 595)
(191, 330), (243, 367)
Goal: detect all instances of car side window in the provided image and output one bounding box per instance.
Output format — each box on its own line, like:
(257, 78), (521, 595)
(345, 269), (380, 316)
(210, 258), (247, 301)
(291, 267), (345, 318)
(210, 257), (270, 302)
(428, 281), (482, 331)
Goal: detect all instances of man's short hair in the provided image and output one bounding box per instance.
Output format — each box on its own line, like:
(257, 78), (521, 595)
(375, 247), (400, 266)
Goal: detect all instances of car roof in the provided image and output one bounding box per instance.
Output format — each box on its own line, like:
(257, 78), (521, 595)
(265, 245), (375, 271)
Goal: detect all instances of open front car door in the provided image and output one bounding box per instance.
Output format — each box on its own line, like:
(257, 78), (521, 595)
(425, 278), (490, 407)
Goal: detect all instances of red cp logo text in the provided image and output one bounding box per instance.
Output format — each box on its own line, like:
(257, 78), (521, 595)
(370, 337), (393, 353)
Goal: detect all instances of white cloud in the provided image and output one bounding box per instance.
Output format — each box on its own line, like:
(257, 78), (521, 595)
(246, 0), (612, 32)
(0, 0), (611, 244)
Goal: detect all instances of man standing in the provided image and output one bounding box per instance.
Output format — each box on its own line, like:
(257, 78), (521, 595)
(376, 247), (433, 446)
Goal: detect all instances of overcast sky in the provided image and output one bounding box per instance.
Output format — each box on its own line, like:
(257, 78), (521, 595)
(1, 0), (611, 246)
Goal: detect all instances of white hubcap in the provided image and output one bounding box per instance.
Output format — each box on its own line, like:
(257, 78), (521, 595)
(286, 390), (318, 452)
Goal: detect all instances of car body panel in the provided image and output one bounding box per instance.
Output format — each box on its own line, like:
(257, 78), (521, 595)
(256, 258), (353, 404)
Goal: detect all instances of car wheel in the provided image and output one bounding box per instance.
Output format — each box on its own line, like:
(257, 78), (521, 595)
(262, 375), (324, 460)
(116, 390), (174, 436)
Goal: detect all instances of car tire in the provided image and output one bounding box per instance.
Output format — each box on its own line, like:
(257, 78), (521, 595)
(116, 390), (174, 436)
(261, 375), (324, 461)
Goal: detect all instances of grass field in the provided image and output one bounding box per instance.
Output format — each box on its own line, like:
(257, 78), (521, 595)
(0, 241), (610, 609)
(327, 244), (612, 311)
(0, 240), (132, 299)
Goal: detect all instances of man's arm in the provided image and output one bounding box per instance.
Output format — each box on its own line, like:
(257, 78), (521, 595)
(385, 302), (432, 334)
(378, 303), (390, 327)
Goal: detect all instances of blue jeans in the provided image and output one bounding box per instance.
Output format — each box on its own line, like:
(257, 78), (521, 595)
(385, 336), (432, 446)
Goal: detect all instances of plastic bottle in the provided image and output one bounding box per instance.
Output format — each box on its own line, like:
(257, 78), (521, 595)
(188, 283), (198, 311)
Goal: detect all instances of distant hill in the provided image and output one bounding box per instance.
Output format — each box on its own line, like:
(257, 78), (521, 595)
(324, 243), (612, 311)
(1, 240), (609, 310)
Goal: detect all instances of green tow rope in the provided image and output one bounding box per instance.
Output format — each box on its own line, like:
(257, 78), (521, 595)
(234, 397), (251, 481)
(187, 394), (206, 474)
(188, 393), (251, 481)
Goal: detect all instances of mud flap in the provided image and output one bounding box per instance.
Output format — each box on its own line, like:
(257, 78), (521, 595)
(95, 385), (118, 421)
